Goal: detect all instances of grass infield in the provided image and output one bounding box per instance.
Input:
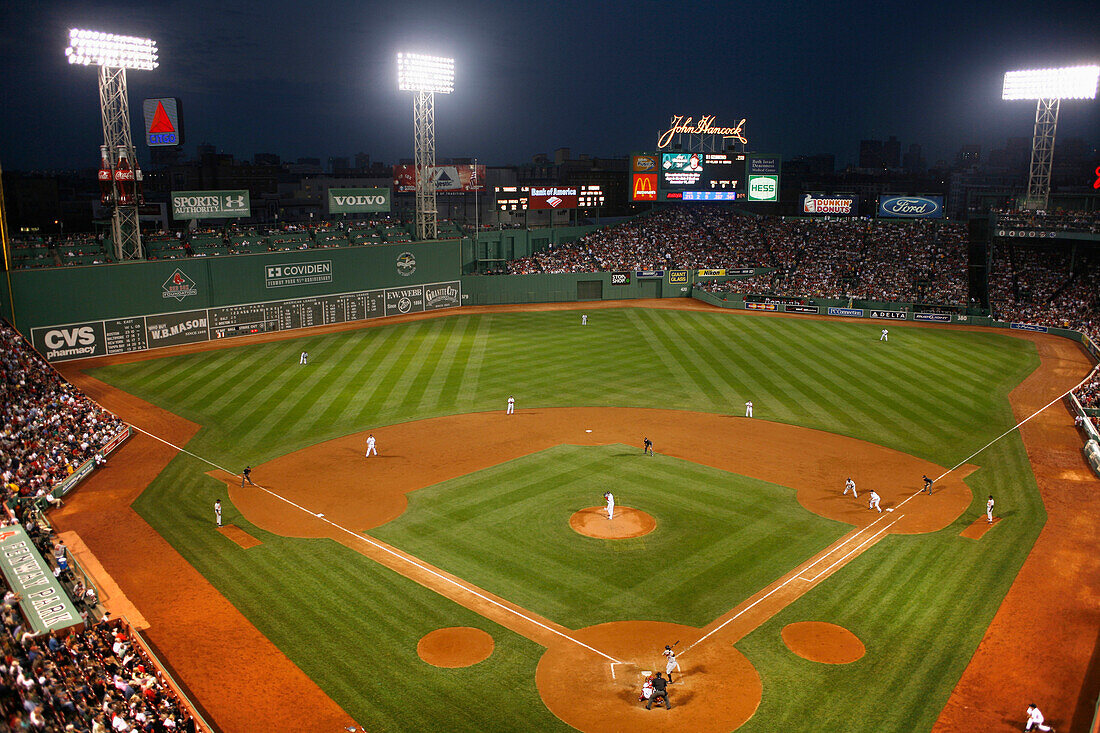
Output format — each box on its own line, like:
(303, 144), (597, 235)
(92, 308), (1041, 732)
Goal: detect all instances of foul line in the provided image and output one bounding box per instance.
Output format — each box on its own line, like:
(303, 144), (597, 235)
(127, 423), (624, 665)
(932, 364), (1099, 484)
(799, 516), (902, 582)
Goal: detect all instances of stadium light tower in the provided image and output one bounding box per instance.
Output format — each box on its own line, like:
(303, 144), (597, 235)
(66, 29), (159, 260)
(1002, 65), (1099, 211)
(397, 52), (454, 241)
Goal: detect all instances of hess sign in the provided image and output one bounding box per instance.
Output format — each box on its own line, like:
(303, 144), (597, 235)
(142, 98), (182, 147)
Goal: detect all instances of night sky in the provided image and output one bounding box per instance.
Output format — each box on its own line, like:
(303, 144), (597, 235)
(1, 0), (1098, 171)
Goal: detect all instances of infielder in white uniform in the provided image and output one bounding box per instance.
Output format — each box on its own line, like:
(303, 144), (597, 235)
(844, 477), (857, 497)
(880, 329), (889, 341)
(299, 351), (308, 365)
(745, 401), (753, 417)
(986, 495), (995, 524)
(214, 499), (222, 527)
(507, 395), (515, 415)
(581, 314), (587, 325)
(604, 491), (615, 521)
(868, 489), (882, 513)
(1024, 704), (1053, 732)
(663, 645), (681, 682)
(364, 434), (377, 457)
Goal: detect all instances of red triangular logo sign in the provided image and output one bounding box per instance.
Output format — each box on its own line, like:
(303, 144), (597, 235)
(149, 101), (175, 134)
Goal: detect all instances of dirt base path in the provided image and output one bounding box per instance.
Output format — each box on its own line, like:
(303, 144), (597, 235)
(51, 371), (359, 733)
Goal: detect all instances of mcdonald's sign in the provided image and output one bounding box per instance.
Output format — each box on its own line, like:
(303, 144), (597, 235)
(632, 173), (657, 202)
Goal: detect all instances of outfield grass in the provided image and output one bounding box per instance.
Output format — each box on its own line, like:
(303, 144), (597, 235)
(371, 444), (849, 629)
(91, 308), (1043, 732)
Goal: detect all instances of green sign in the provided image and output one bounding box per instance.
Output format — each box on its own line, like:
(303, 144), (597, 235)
(171, 190), (251, 220)
(747, 175), (779, 201)
(327, 187), (391, 214)
(0, 525), (82, 632)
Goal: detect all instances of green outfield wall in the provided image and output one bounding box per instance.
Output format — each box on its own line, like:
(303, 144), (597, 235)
(461, 225), (597, 272)
(460, 271), (690, 305)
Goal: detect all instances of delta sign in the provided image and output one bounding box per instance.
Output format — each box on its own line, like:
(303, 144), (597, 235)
(142, 98), (183, 147)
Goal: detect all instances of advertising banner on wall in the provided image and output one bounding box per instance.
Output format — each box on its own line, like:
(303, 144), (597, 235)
(392, 165), (486, 193)
(876, 195), (944, 219)
(528, 187), (579, 210)
(0, 526), (82, 633)
(610, 271), (631, 285)
(802, 194), (859, 215)
(631, 173), (657, 201)
(327, 188), (391, 214)
(747, 156), (781, 202)
(631, 154), (658, 173)
(171, 190), (250, 220)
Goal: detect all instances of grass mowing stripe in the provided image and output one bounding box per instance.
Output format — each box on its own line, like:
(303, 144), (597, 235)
(415, 317), (466, 411)
(643, 309), (740, 406)
(353, 322), (438, 422)
(625, 309), (717, 398)
(331, 323), (420, 425)
(434, 316), (481, 412)
(455, 314), (492, 405)
(379, 318), (449, 414)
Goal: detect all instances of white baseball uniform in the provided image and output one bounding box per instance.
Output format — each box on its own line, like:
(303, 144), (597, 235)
(507, 396), (515, 415)
(868, 490), (882, 512)
(300, 351), (308, 364)
(844, 478), (857, 497)
(214, 500), (222, 527)
(663, 648), (680, 678)
(986, 497), (994, 524)
(605, 492), (615, 520)
(1025, 706), (1051, 732)
(365, 435), (377, 457)
(880, 329), (888, 341)
(745, 401), (753, 417)
(581, 314), (587, 325)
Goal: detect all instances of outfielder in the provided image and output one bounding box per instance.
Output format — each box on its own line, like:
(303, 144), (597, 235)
(745, 400), (753, 417)
(880, 328), (889, 342)
(581, 314), (587, 326)
(868, 489), (882, 513)
(299, 351), (308, 365)
(844, 477), (857, 497)
(663, 645), (681, 682)
(1024, 704), (1053, 732)
(507, 395), (515, 415)
(604, 491), (615, 521)
(986, 495), (995, 524)
(365, 434), (377, 457)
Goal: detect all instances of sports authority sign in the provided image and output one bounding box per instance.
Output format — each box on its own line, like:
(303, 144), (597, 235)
(171, 190), (250, 220)
(265, 261), (333, 288)
(528, 187), (578, 210)
(327, 188), (391, 214)
(142, 98), (182, 147)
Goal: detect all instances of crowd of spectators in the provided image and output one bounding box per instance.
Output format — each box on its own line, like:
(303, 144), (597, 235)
(0, 588), (200, 731)
(995, 208), (1100, 233)
(503, 206), (969, 305)
(0, 324), (127, 510)
(989, 243), (1099, 345)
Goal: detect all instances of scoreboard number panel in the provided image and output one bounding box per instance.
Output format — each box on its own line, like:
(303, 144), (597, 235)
(658, 153), (747, 201)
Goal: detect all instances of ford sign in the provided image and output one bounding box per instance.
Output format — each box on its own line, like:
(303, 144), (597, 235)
(877, 195), (944, 219)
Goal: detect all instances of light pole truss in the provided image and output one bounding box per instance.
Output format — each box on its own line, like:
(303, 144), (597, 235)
(413, 90), (437, 241)
(1025, 98), (1059, 211)
(98, 65), (143, 260)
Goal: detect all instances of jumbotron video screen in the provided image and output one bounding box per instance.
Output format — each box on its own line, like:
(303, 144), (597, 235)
(658, 152), (746, 200)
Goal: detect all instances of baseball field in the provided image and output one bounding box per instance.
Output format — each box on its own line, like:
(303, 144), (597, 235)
(50, 300), (1098, 732)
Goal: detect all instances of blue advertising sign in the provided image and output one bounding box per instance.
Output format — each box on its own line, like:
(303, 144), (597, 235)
(636, 270), (665, 279)
(1010, 322), (1049, 333)
(828, 307), (864, 317)
(877, 195), (944, 219)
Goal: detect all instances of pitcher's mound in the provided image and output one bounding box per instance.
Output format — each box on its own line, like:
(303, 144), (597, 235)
(782, 621), (865, 664)
(417, 627), (494, 668)
(570, 506), (655, 539)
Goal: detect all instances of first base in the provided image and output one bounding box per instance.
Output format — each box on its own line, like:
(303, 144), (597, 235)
(585, 429), (592, 433)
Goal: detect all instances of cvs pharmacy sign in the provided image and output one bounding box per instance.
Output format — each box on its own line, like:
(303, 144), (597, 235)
(31, 321), (106, 362)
